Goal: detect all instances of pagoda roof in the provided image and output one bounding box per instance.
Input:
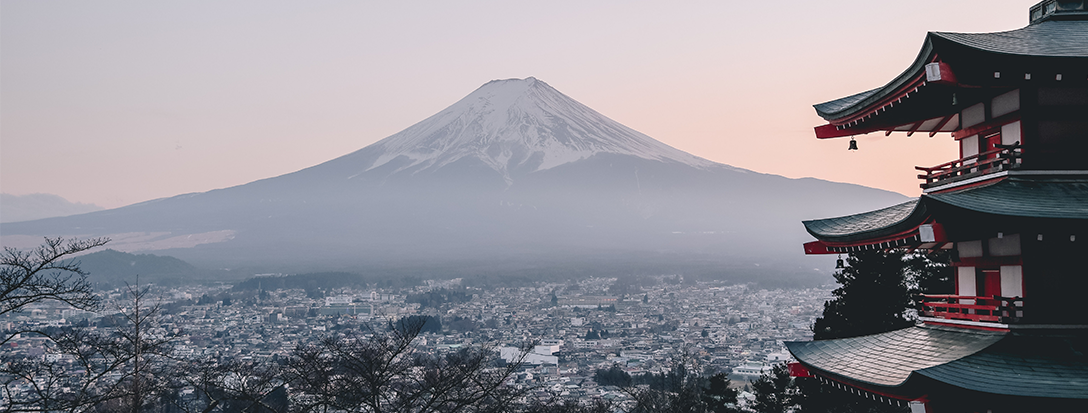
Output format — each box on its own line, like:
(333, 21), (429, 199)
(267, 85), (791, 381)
(786, 326), (1088, 399)
(784, 325), (1004, 387)
(915, 331), (1088, 399)
(803, 176), (1088, 249)
(813, 18), (1088, 139)
(812, 88), (881, 119)
(931, 19), (1088, 58)
(926, 176), (1088, 220)
(802, 200), (926, 244)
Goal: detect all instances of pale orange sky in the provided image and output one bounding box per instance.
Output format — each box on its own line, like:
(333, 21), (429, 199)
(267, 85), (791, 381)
(1, 1), (1031, 209)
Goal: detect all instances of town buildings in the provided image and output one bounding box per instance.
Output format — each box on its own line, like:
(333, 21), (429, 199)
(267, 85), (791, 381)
(3, 277), (829, 408)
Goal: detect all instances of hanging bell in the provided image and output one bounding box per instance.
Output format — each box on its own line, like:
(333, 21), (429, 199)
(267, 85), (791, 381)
(848, 138), (859, 151)
(835, 255), (845, 269)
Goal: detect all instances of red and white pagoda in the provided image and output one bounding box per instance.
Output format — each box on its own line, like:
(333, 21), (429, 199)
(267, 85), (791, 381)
(785, 1), (1088, 411)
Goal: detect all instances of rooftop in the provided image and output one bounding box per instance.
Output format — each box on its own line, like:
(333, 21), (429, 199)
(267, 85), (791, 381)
(787, 325), (1088, 399)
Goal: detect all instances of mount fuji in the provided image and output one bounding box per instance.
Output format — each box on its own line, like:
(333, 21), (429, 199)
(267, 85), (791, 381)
(1, 78), (905, 282)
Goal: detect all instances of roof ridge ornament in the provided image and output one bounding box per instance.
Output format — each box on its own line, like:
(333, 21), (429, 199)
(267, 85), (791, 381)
(1030, 0), (1088, 24)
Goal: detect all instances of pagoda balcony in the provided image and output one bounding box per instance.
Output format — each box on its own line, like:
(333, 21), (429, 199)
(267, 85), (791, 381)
(915, 294), (1024, 324)
(915, 145), (1021, 190)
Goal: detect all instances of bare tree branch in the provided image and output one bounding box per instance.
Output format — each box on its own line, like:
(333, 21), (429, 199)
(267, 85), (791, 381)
(284, 318), (530, 413)
(0, 237), (109, 319)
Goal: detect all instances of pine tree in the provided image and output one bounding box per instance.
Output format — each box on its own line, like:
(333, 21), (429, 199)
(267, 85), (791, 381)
(749, 364), (796, 413)
(812, 251), (914, 340)
(905, 250), (954, 295)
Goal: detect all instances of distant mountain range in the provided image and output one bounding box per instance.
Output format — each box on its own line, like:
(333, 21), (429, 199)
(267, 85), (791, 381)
(0, 193), (103, 223)
(1, 78), (906, 284)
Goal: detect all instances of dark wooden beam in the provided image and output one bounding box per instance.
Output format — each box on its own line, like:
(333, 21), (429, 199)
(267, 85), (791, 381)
(929, 114), (956, 137)
(906, 120), (925, 137)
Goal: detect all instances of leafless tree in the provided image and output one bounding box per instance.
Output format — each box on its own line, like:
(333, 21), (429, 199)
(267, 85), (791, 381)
(0, 237), (108, 326)
(284, 319), (531, 413)
(103, 281), (177, 412)
(0, 280), (177, 413)
(174, 357), (288, 413)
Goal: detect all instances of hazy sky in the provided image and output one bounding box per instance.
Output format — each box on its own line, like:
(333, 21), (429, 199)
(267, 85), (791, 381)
(2, 0), (1030, 209)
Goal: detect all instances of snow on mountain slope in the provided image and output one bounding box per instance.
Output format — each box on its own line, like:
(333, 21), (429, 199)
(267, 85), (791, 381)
(353, 77), (722, 183)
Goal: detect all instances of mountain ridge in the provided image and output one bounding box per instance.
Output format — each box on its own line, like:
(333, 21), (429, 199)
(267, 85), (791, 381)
(0, 77), (906, 280)
(341, 77), (723, 184)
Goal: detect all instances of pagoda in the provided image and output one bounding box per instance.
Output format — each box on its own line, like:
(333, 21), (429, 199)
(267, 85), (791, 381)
(785, 1), (1088, 411)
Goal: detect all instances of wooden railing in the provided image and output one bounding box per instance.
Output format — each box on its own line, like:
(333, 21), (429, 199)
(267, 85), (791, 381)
(915, 144), (1021, 189)
(915, 294), (1024, 324)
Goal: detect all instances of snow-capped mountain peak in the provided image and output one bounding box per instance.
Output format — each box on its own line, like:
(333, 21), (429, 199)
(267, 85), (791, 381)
(360, 77), (716, 182)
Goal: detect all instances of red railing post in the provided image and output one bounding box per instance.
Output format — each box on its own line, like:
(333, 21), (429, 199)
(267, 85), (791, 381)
(915, 145), (1021, 189)
(915, 294), (1024, 324)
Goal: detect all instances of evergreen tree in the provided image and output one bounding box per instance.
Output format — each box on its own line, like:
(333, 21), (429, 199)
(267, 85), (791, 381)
(812, 251), (914, 340)
(701, 373), (740, 413)
(905, 250), (954, 295)
(625, 355), (738, 413)
(749, 364), (796, 413)
(594, 365), (632, 387)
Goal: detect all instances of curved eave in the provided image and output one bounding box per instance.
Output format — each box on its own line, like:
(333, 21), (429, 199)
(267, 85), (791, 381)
(914, 331), (1088, 399)
(924, 176), (1088, 220)
(813, 37), (936, 121)
(813, 20), (1088, 139)
(802, 199), (927, 244)
(803, 177), (1088, 251)
(788, 327), (1088, 400)
(785, 326), (1005, 388)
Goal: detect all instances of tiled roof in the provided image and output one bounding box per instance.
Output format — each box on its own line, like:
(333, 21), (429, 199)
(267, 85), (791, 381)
(802, 177), (1088, 243)
(813, 88), (880, 118)
(932, 20), (1088, 58)
(785, 325), (1005, 387)
(916, 331), (1088, 399)
(814, 20), (1088, 121)
(802, 200), (925, 243)
(925, 177), (1088, 220)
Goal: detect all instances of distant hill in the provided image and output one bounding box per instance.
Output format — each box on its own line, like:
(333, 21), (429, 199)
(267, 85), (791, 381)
(0, 193), (103, 223)
(73, 249), (219, 289)
(2, 78), (907, 285)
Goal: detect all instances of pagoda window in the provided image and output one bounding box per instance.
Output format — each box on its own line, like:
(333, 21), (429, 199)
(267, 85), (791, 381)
(957, 266), (977, 304)
(958, 240), (983, 258)
(961, 103), (986, 128)
(961, 135), (980, 163)
(1000, 265), (1023, 298)
(991, 89), (1020, 118)
(1001, 121), (1021, 146)
(988, 234), (1021, 256)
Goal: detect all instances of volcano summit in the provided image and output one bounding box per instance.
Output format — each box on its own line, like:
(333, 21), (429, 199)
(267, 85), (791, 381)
(356, 77), (717, 183)
(1, 78), (905, 281)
